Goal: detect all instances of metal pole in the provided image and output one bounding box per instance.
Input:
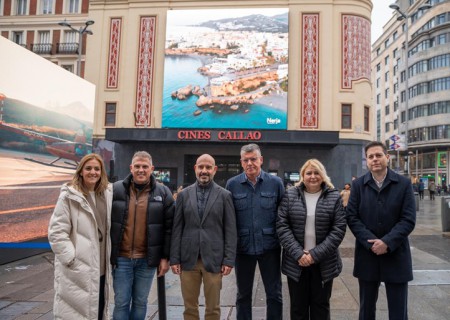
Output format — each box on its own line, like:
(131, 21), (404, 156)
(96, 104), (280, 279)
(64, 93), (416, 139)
(77, 28), (82, 76)
(404, 18), (409, 156)
(416, 149), (419, 181)
(157, 276), (167, 320)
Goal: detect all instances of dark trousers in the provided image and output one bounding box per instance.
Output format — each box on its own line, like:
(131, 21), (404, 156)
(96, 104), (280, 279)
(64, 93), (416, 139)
(287, 265), (332, 320)
(358, 279), (408, 320)
(235, 248), (283, 320)
(99, 275), (105, 320)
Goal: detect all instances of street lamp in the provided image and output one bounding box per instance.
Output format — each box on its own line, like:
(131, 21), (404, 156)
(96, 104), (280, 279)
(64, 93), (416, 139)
(58, 19), (94, 76)
(388, 2), (432, 152)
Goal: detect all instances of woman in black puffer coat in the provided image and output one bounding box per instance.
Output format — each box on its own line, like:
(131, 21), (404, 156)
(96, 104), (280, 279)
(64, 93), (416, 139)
(276, 159), (346, 320)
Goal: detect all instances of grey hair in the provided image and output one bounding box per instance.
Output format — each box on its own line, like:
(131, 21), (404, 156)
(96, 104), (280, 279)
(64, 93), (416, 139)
(132, 151), (152, 164)
(240, 143), (262, 157)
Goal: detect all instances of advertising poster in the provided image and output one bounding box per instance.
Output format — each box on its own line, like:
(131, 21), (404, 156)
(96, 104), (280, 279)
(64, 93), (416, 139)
(0, 37), (95, 263)
(162, 8), (289, 129)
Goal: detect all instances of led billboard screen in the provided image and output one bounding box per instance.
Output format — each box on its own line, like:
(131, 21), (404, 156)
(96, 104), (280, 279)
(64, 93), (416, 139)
(162, 8), (289, 129)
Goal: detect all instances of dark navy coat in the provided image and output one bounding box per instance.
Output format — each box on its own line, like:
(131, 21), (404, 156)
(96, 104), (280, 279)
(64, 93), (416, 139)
(346, 168), (416, 283)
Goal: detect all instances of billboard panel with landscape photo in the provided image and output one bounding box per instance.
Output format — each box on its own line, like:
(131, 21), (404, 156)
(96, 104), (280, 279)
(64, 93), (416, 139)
(0, 37), (95, 262)
(162, 8), (289, 129)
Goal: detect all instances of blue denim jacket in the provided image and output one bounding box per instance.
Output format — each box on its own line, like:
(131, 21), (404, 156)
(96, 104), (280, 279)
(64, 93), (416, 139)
(226, 170), (285, 255)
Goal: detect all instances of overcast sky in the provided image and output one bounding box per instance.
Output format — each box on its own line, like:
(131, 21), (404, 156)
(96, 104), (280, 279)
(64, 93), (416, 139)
(372, 0), (397, 43)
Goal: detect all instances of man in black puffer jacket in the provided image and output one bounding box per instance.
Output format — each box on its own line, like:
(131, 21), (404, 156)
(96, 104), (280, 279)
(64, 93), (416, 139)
(110, 151), (174, 320)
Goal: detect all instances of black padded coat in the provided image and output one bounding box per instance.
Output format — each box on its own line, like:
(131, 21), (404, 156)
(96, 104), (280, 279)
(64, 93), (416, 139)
(110, 174), (174, 267)
(276, 183), (346, 283)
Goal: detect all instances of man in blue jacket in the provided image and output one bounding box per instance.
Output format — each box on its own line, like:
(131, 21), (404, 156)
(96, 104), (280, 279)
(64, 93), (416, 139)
(226, 143), (285, 320)
(346, 141), (416, 320)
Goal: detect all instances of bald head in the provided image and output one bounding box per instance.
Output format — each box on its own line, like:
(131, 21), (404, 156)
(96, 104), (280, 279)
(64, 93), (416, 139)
(195, 154), (217, 185)
(196, 154), (215, 166)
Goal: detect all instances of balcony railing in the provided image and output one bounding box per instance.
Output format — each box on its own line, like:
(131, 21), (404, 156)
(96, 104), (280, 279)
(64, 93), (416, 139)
(56, 42), (79, 54)
(30, 43), (52, 54)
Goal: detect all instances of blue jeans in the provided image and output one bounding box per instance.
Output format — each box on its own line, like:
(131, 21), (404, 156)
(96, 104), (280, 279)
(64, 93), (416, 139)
(112, 257), (156, 320)
(235, 248), (283, 320)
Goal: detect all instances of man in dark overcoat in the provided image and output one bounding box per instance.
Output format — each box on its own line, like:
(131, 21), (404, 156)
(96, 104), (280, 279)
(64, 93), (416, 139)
(346, 141), (416, 320)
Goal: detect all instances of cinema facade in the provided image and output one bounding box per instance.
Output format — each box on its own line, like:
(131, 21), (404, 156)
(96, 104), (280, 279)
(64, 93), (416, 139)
(87, 0), (374, 190)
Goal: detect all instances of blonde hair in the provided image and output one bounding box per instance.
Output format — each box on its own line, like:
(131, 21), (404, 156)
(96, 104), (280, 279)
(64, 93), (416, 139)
(297, 158), (334, 189)
(70, 153), (109, 196)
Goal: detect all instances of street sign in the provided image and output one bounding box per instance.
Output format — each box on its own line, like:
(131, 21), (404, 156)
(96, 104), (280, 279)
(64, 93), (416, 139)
(390, 142), (406, 150)
(389, 134), (406, 150)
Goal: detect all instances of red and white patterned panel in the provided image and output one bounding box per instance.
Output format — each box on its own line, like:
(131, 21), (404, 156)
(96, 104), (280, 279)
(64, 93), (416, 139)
(135, 16), (156, 126)
(301, 14), (319, 129)
(107, 18), (122, 89)
(342, 15), (371, 89)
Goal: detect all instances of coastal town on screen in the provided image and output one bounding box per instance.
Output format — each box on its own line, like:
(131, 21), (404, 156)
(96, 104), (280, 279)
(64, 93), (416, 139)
(162, 8), (289, 130)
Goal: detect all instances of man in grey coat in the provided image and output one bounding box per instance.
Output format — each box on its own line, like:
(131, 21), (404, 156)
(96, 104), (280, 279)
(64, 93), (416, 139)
(170, 154), (237, 320)
(346, 141), (416, 320)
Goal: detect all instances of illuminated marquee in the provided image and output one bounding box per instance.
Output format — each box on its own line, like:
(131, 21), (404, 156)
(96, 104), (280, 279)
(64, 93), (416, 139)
(177, 130), (262, 141)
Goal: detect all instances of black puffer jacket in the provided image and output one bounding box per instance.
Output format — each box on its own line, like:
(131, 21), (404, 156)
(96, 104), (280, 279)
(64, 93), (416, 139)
(276, 183), (346, 283)
(110, 174), (174, 267)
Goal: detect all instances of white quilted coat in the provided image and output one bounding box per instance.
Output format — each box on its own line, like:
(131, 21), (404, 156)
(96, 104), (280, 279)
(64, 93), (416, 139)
(48, 183), (113, 319)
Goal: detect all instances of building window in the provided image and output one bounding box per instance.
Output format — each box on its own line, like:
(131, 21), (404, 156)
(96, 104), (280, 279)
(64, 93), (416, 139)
(32, 31), (52, 54)
(385, 88), (390, 99)
(12, 31), (24, 45)
(394, 100), (399, 111)
(376, 94), (381, 105)
(401, 91), (406, 102)
(364, 106), (370, 131)
(385, 105), (390, 115)
(385, 38), (390, 49)
(376, 47), (381, 56)
(385, 55), (390, 65)
(376, 63), (381, 72)
(341, 104), (352, 129)
(401, 71), (406, 82)
(393, 48), (398, 58)
(393, 31), (398, 40)
(16, 0), (27, 15)
(61, 64), (74, 73)
(105, 102), (117, 126)
(385, 123), (391, 132)
(394, 82), (398, 93)
(376, 78), (380, 88)
(40, 0), (52, 14)
(385, 71), (389, 82)
(394, 119), (398, 129)
(67, 0), (79, 14)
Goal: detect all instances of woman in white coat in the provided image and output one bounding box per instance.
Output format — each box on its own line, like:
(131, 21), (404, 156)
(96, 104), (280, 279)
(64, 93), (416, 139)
(48, 153), (113, 319)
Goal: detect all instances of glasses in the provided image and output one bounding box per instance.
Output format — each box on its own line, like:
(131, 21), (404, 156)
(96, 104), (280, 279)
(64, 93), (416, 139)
(241, 157), (259, 163)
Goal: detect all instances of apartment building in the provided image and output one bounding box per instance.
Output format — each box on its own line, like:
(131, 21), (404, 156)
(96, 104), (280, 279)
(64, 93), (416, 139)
(0, 0), (91, 76)
(372, 0), (450, 188)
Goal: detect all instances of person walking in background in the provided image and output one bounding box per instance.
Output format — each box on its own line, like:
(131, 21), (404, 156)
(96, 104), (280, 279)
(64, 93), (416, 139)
(428, 181), (436, 200)
(110, 151), (175, 320)
(277, 159), (346, 319)
(226, 143), (285, 320)
(418, 179), (425, 199)
(346, 141), (416, 320)
(48, 153), (112, 319)
(340, 183), (351, 209)
(170, 154), (237, 320)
